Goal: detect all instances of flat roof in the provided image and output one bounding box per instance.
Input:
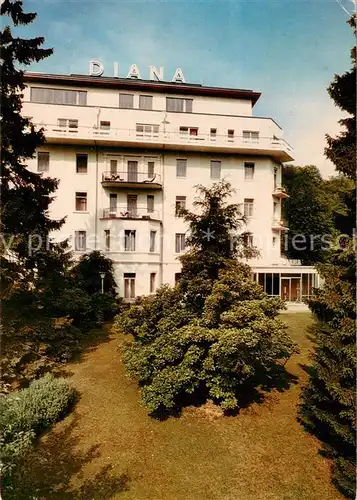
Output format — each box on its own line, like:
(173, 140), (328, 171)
(23, 72), (261, 106)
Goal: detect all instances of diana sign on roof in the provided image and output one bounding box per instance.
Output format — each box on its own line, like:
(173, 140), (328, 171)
(89, 60), (186, 83)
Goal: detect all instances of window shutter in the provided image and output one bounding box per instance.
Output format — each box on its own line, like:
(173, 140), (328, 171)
(119, 93), (134, 109)
(210, 160), (221, 179)
(139, 95), (153, 110)
(176, 159), (187, 177)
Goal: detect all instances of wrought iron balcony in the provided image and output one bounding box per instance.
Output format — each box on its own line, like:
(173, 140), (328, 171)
(101, 206), (162, 220)
(101, 171), (162, 189)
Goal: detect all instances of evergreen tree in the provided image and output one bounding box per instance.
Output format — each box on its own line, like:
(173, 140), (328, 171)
(298, 15), (356, 499)
(117, 181), (296, 416)
(177, 180), (258, 312)
(0, 0), (64, 288)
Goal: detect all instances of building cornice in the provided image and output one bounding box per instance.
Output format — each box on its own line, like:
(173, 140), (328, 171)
(23, 72), (261, 106)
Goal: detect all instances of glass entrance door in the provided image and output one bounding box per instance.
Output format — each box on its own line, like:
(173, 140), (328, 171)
(280, 277), (302, 302)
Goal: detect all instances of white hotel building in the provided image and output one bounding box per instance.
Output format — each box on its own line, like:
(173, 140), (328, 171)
(22, 71), (319, 302)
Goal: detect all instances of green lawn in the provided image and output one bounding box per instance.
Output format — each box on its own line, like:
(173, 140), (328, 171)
(15, 312), (342, 500)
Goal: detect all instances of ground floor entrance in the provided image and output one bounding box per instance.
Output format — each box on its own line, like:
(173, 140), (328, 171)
(252, 267), (320, 303)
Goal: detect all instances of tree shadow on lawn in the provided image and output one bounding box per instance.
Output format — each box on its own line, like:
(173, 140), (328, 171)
(298, 362), (316, 377)
(5, 415), (130, 500)
(54, 324), (115, 380)
(151, 363), (299, 421)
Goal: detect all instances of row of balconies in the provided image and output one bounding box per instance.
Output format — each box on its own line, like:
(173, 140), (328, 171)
(100, 170), (289, 201)
(32, 121), (293, 162)
(98, 205), (289, 231)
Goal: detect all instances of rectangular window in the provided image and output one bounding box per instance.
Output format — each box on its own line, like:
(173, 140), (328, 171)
(243, 233), (254, 247)
(227, 129), (234, 142)
(176, 159), (187, 178)
(166, 97), (193, 113)
(37, 152), (50, 172)
(147, 161), (155, 177)
(174, 272), (182, 285)
(76, 153), (88, 173)
(124, 273), (136, 299)
(109, 194), (117, 215)
(210, 128), (217, 139)
(210, 160), (221, 180)
(127, 195), (137, 216)
(74, 230), (86, 251)
(274, 166), (278, 189)
(175, 195), (186, 216)
(272, 236), (277, 247)
(273, 201), (278, 216)
(75, 192), (87, 212)
(104, 230), (110, 251)
(150, 230), (157, 253)
(185, 99), (193, 113)
(124, 230), (136, 251)
(57, 118), (78, 129)
(147, 195), (154, 213)
(136, 123), (159, 137)
(244, 162), (255, 180)
(179, 126), (198, 137)
(127, 161), (138, 182)
(244, 198), (254, 218)
(175, 233), (186, 253)
(243, 130), (259, 140)
(110, 159), (118, 174)
(139, 95), (153, 110)
(100, 120), (110, 130)
(150, 272), (156, 293)
(31, 87), (87, 106)
(119, 93), (134, 109)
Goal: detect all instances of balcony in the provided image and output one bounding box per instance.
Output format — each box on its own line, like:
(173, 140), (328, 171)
(272, 186), (289, 199)
(272, 218), (289, 231)
(31, 122), (294, 162)
(101, 206), (162, 221)
(101, 171), (162, 190)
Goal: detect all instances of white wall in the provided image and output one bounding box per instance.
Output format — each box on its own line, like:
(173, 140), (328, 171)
(27, 144), (287, 296)
(23, 84), (253, 117)
(22, 79), (293, 297)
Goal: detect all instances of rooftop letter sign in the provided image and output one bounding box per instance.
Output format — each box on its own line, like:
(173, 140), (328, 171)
(89, 60), (186, 83)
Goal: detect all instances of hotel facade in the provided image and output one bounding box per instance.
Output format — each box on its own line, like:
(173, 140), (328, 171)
(22, 70), (319, 302)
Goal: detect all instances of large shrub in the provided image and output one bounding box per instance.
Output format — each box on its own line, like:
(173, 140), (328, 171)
(0, 373), (76, 481)
(120, 264), (297, 415)
(117, 181), (297, 416)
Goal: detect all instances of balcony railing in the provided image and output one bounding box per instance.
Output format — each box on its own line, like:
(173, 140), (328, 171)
(272, 218), (289, 231)
(272, 186), (289, 199)
(102, 206), (161, 220)
(33, 123), (293, 160)
(102, 171), (162, 187)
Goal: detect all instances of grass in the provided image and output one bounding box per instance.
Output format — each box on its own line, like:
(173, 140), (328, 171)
(13, 311), (343, 500)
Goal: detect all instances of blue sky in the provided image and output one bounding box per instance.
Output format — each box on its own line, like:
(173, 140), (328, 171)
(22, 0), (355, 176)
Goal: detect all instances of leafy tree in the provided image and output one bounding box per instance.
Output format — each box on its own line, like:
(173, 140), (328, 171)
(117, 181), (297, 416)
(282, 165), (338, 264)
(72, 251), (117, 295)
(298, 15), (356, 499)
